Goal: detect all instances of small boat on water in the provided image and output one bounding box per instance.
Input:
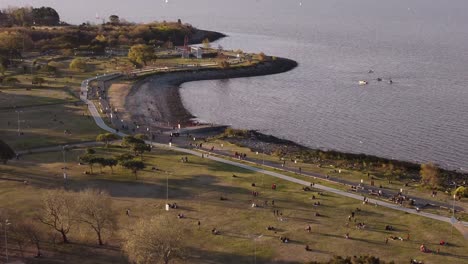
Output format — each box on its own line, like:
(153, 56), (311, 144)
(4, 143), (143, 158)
(359, 80), (368, 86)
(377, 78), (382, 82)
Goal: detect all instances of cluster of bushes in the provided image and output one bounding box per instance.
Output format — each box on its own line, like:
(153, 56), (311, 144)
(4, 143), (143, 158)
(80, 135), (151, 179)
(222, 127), (249, 138)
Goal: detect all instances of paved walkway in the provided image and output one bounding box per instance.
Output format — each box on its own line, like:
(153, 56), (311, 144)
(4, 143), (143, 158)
(80, 74), (468, 229)
(200, 147), (466, 212)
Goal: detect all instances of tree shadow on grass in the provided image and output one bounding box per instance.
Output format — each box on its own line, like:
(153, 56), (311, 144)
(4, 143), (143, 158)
(66, 174), (255, 201)
(187, 247), (298, 264)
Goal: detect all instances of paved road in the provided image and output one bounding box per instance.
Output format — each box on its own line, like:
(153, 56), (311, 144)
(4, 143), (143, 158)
(80, 74), (468, 228)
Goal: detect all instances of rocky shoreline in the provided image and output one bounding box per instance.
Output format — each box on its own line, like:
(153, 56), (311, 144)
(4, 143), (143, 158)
(122, 57), (298, 127)
(114, 54), (466, 188)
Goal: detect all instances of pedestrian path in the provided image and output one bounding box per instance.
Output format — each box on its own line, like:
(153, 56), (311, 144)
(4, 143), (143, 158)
(80, 74), (468, 229)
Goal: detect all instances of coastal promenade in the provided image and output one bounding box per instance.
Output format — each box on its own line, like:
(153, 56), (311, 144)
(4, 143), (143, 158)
(80, 74), (468, 230)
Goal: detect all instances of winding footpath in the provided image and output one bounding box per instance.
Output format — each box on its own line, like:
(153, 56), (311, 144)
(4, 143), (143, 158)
(80, 74), (468, 231)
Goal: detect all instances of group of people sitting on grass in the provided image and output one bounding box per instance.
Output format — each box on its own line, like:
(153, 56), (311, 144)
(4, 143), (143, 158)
(389, 236), (404, 241)
(279, 236), (290, 243)
(211, 228), (220, 235)
(168, 203), (178, 209)
(234, 152), (247, 160)
(419, 244), (431, 253)
(356, 222), (366, 229)
(266, 225), (275, 231)
(385, 225), (395, 231)
(177, 213), (185, 219)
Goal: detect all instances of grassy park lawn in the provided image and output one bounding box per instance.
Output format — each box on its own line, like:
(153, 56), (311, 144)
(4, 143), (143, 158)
(0, 87), (78, 108)
(1, 146), (467, 264)
(199, 139), (468, 213)
(0, 103), (103, 150)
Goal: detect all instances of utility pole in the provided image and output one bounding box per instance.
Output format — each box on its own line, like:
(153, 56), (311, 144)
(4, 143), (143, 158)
(15, 110), (22, 135)
(3, 219), (10, 263)
(451, 194), (456, 240)
(62, 145), (68, 187)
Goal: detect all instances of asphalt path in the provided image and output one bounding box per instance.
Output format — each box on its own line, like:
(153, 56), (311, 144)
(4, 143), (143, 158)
(79, 74), (468, 228)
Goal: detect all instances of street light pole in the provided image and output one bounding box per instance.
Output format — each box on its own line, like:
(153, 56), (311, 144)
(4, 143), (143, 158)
(166, 172), (169, 203)
(62, 145), (68, 187)
(451, 194), (456, 240)
(16, 110), (22, 135)
(253, 234), (262, 264)
(4, 219), (10, 263)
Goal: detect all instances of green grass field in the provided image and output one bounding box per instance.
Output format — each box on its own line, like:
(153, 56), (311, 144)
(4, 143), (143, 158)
(200, 139), (468, 214)
(1, 146), (467, 264)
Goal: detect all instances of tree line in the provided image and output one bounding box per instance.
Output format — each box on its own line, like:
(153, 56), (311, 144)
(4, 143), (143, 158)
(0, 6), (61, 27)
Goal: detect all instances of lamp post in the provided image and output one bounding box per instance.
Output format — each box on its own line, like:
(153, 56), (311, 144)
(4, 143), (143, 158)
(147, 127), (153, 146)
(3, 219), (11, 263)
(451, 194), (456, 240)
(62, 145), (69, 187)
(253, 234), (263, 264)
(15, 110), (22, 135)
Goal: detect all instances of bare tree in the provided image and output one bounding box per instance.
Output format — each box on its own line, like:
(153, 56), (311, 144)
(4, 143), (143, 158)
(11, 219), (45, 258)
(123, 215), (188, 264)
(77, 189), (116, 245)
(38, 189), (76, 243)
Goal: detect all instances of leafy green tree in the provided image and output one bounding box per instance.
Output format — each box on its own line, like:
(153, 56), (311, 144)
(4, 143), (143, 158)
(109, 15), (120, 25)
(454, 186), (467, 198)
(93, 157), (107, 173)
(96, 133), (119, 147)
(9, 7), (33, 26)
(258, 52), (267, 61)
(120, 159), (145, 180)
(115, 153), (135, 163)
(202, 38), (211, 49)
(420, 162), (442, 188)
(134, 134), (148, 140)
(69, 58), (87, 72)
(31, 7), (60, 26)
(102, 158), (118, 174)
(79, 154), (99, 173)
(0, 31), (32, 52)
(122, 136), (145, 147)
(132, 143), (151, 159)
(0, 139), (15, 164)
(31, 76), (45, 86)
(128, 44), (154, 66)
(86, 148), (96, 154)
(3, 77), (19, 84)
(219, 60), (230, 69)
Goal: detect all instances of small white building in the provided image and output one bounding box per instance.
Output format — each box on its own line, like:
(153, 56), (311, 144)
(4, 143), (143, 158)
(191, 47), (203, 59)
